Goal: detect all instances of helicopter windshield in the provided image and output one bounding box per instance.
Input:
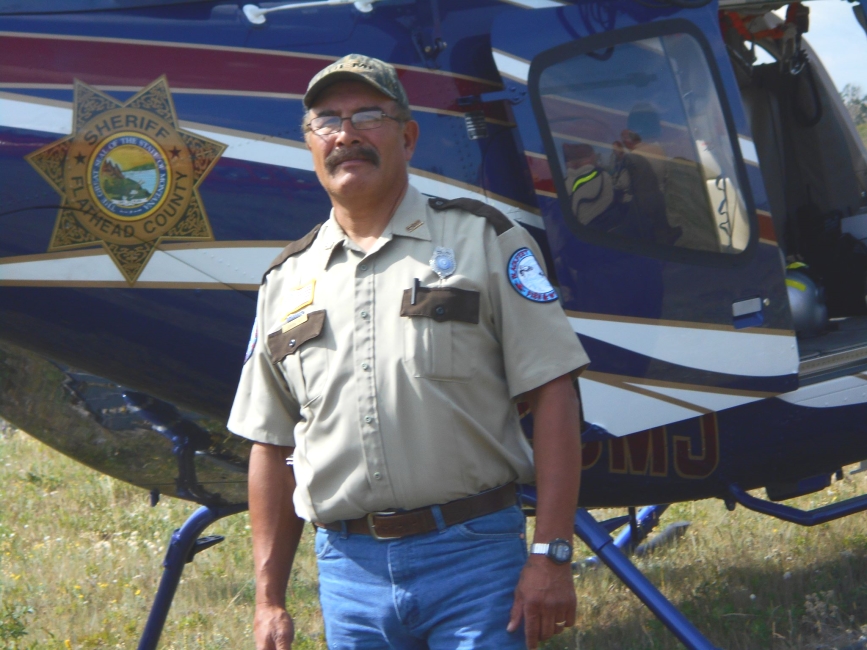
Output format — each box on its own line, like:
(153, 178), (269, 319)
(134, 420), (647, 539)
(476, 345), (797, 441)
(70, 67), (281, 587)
(537, 32), (751, 255)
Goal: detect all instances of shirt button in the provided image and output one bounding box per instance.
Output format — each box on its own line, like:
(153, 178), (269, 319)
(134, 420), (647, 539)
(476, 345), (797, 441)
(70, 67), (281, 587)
(373, 472), (382, 480)
(364, 415), (373, 423)
(359, 263), (368, 271)
(361, 362), (370, 371)
(360, 310), (369, 319)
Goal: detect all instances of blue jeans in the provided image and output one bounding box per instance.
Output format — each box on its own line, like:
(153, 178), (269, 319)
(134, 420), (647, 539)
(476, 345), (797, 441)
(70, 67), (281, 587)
(315, 504), (528, 649)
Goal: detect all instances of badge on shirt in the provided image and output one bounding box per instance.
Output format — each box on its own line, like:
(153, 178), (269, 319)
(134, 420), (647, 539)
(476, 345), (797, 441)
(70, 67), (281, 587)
(281, 310), (309, 333)
(244, 317), (258, 364)
(507, 248), (558, 303)
(282, 280), (315, 321)
(430, 247), (456, 279)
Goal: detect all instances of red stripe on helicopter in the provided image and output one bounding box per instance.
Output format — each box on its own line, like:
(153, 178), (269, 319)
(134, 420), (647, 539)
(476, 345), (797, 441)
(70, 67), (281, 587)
(757, 210), (777, 243)
(0, 34), (507, 120)
(526, 154), (555, 195)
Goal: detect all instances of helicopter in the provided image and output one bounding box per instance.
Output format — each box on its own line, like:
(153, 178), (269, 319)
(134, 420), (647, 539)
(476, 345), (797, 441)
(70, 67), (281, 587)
(3, 0), (867, 647)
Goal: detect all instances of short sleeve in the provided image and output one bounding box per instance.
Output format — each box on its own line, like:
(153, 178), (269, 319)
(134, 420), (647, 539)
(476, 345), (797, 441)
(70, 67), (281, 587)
(487, 223), (590, 399)
(227, 287), (301, 446)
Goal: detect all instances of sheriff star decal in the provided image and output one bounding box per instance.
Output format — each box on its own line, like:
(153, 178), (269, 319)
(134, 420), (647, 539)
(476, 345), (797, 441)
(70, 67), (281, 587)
(26, 77), (226, 284)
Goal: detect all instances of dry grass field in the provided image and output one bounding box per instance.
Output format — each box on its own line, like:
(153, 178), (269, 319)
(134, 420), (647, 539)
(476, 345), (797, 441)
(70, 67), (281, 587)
(5, 419), (867, 649)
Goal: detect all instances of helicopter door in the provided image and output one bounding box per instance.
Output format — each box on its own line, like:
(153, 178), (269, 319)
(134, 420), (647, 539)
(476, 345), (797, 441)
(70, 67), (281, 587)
(492, 6), (799, 437)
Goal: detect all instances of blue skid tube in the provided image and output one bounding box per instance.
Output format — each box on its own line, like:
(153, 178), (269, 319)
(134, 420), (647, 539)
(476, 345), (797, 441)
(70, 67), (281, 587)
(728, 483), (867, 525)
(137, 503), (248, 650)
(581, 504), (670, 567)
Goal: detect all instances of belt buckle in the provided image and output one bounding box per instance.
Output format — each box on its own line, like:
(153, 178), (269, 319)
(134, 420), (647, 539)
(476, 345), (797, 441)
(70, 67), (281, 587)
(366, 511), (401, 540)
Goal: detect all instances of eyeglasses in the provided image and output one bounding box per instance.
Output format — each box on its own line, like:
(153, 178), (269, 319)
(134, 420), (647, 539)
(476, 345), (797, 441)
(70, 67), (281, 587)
(306, 110), (403, 136)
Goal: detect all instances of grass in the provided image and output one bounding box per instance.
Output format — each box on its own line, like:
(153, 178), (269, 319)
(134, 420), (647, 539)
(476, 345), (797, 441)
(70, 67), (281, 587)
(0, 420), (324, 650)
(5, 419), (867, 649)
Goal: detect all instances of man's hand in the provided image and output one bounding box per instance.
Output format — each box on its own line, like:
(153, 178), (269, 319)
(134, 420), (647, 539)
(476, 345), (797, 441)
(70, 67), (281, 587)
(254, 603), (295, 650)
(507, 555), (576, 648)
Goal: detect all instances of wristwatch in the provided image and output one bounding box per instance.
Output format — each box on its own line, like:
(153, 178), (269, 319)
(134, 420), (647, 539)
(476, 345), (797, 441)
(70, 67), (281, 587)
(530, 538), (573, 564)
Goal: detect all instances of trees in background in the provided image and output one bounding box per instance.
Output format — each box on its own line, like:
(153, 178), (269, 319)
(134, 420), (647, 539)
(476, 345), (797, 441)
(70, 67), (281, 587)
(841, 83), (867, 146)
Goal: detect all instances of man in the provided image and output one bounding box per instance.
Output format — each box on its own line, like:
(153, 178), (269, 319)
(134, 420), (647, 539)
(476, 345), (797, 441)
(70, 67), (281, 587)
(612, 103), (682, 246)
(228, 53), (590, 650)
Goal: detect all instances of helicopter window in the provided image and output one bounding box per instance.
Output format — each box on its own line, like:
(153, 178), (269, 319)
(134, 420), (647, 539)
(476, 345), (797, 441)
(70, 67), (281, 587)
(535, 32), (751, 256)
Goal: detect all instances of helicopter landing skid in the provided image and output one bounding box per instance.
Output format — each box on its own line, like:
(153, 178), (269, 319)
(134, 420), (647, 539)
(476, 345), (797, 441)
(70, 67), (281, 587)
(137, 503), (248, 650)
(727, 483), (867, 525)
(579, 503), (692, 568)
(573, 508), (721, 650)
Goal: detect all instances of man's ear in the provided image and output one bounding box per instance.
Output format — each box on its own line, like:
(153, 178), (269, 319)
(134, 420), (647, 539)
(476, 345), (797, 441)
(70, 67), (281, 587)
(402, 120), (420, 162)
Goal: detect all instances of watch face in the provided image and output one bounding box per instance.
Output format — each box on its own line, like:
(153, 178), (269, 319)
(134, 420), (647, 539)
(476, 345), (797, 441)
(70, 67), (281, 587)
(548, 539), (572, 564)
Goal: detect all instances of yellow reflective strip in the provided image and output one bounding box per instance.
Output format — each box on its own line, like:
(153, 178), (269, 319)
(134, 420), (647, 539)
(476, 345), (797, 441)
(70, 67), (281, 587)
(785, 278), (807, 291)
(786, 262), (808, 270)
(571, 170), (598, 193)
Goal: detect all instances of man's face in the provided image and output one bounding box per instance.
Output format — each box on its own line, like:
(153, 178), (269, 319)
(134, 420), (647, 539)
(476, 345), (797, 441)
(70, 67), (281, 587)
(304, 81), (419, 202)
(621, 129), (641, 151)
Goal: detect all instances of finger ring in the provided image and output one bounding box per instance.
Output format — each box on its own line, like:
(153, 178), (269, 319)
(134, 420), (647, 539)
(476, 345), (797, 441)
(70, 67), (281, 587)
(555, 621), (566, 627)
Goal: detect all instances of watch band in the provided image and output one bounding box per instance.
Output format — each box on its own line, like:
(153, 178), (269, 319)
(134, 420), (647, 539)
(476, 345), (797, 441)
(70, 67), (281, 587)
(530, 538), (573, 564)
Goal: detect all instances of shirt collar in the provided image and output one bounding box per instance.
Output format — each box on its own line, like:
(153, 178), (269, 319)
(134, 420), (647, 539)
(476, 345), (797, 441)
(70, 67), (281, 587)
(383, 185), (431, 242)
(318, 184), (431, 269)
(318, 217), (347, 270)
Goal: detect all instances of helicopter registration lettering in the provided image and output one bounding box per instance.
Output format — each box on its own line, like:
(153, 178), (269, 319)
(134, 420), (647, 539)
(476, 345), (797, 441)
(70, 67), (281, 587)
(582, 414), (719, 480)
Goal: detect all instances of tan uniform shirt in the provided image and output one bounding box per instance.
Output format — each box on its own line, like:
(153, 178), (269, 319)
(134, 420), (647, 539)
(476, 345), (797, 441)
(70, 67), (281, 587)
(228, 185), (589, 523)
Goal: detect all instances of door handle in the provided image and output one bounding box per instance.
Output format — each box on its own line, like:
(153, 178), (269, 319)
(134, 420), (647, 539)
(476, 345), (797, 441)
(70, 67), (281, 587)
(732, 297), (764, 329)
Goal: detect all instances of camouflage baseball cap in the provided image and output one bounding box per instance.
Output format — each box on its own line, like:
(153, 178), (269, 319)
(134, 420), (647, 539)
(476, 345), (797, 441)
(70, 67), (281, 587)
(303, 54), (410, 110)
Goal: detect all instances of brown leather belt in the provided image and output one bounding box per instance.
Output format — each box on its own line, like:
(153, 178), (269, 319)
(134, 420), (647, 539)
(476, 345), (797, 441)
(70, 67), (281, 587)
(315, 483), (517, 540)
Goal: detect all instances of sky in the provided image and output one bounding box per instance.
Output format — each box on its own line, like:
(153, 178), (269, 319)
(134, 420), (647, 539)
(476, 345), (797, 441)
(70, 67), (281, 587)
(794, 1), (867, 92)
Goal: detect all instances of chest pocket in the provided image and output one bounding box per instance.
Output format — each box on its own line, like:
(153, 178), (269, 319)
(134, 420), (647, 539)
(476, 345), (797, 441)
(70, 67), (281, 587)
(268, 310), (328, 404)
(401, 287), (480, 382)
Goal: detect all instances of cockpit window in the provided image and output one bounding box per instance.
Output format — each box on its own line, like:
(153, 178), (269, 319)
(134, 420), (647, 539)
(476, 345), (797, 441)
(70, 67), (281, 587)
(535, 31), (751, 255)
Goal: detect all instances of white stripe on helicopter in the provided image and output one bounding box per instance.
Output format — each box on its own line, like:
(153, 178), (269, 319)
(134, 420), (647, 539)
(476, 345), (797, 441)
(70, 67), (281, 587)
(492, 50), (530, 84)
(0, 246), (283, 288)
(498, 0), (566, 9)
(568, 315), (799, 378)
(0, 94), (544, 230)
(627, 383), (763, 411)
(579, 376), (704, 436)
(580, 373), (867, 437)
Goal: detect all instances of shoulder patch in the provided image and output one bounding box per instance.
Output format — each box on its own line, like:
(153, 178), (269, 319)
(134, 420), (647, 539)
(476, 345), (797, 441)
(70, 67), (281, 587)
(507, 247), (558, 303)
(427, 197), (514, 236)
(262, 223), (322, 283)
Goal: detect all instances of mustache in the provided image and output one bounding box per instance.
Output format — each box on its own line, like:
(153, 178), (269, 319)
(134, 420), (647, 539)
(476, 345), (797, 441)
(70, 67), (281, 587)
(325, 145), (380, 173)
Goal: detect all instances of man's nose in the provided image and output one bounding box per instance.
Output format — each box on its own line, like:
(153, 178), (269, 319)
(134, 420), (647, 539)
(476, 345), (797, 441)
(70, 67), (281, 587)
(333, 118), (364, 142)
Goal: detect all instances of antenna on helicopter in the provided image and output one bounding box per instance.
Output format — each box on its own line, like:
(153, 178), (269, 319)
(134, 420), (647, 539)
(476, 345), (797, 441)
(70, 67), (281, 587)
(242, 0), (381, 25)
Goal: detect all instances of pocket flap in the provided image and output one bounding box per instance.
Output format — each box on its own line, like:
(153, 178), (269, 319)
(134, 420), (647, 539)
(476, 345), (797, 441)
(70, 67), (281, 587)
(267, 310), (326, 363)
(400, 287), (480, 324)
